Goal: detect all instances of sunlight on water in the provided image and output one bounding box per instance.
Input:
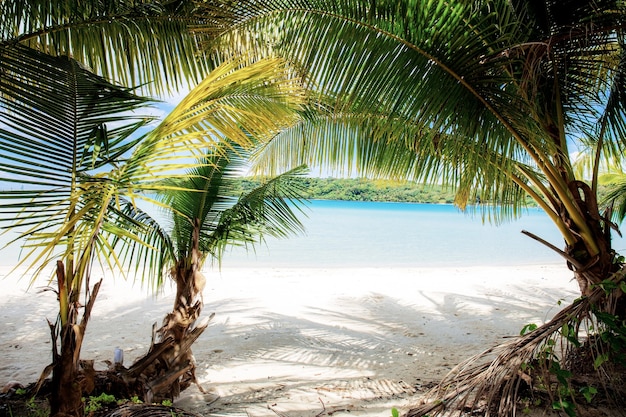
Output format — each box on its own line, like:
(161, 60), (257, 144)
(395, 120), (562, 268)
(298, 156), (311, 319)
(2, 200), (625, 270)
(221, 200), (626, 268)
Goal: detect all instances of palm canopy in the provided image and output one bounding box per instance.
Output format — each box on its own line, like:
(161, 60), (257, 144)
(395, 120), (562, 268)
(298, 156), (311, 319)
(0, 45), (155, 279)
(109, 143), (309, 291)
(207, 0), (626, 277)
(0, 48), (307, 291)
(154, 143), (308, 268)
(0, 0), (215, 96)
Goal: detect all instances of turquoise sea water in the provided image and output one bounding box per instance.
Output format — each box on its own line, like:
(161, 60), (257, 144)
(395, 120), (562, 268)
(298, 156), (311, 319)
(2, 200), (624, 269)
(220, 199), (626, 268)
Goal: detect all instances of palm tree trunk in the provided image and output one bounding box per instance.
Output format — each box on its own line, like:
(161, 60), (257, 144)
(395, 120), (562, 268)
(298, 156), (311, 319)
(122, 265), (210, 403)
(50, 324), (83, 417)
(125, 221), (211, 403)
(561, 181), (624, 313)
(49, 261), (101, 417)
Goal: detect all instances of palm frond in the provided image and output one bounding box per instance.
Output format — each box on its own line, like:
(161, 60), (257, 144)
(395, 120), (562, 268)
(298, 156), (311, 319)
(0, 44), (153, 185)
(252, 111), (532, 222)
(407, 267), (626, 417)
(154, 137), (309, 268)
(0, 44), (154, 276)
(157, 143), (243, 261)
(117, 56), (307, 195)
(105, 198), (176, 291)
(204, 163), (309, 265)
(0, 0), (212, 96)
(210, 0), (626, 230)
(599, 172), (626, 222)
(208, 2), (544, 212)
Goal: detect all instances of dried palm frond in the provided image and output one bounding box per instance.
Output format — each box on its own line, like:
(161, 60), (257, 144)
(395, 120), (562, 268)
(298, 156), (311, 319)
(104, 403), (202, 417)
(405, 268), (626, 417)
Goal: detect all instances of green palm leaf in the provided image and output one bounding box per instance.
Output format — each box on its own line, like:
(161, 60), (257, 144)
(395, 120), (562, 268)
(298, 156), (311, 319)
(0, 45), (154, 277)
(157, 141), (308, 268)
(1, 0), (212, 96)
(212, 0), (626, 245)
(116, 56), (307, 195)
(105, 198), (176, 290)
(205, 163), (309, 264)
(1, 48), (308, 290)
(211, 1), (535, 205)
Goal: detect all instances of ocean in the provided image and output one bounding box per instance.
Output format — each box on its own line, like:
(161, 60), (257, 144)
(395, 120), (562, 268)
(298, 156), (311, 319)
(220, 200), (626, 268)
(2, 200), (624, 270)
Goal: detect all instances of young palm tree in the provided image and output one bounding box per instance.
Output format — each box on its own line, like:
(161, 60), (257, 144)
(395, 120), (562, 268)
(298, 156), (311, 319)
(0, 50), (307, 416)
(0, 2), (310, 415)
(0, 46), (156, 415)
(111, 145), (308, 403)
(202, 0), (626, 415)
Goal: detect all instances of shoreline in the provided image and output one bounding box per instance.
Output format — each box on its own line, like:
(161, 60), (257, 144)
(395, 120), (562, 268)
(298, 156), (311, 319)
(1, 264), (578, 416)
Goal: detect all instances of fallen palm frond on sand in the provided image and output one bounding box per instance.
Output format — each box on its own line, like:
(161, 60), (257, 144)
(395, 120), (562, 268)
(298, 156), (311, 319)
(103, 403), (202, 417)
(405, 269), (626, 417)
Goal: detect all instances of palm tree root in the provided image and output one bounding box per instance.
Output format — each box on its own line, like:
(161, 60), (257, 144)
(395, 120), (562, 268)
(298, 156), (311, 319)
(108, 311), (214, 404)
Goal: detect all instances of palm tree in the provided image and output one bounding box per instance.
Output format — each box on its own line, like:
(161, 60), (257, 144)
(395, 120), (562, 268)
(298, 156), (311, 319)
(0, 50), (307, 416)
(0, 46), (156, 415)
(201, 0), (626, 415)
(0, 2), (310, 415)
(111, 144), (308, 403)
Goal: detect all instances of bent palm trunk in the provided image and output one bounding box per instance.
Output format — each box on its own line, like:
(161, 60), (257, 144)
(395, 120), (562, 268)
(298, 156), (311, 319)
(561, 181), (624, 313)
(406, 184), (626, 417)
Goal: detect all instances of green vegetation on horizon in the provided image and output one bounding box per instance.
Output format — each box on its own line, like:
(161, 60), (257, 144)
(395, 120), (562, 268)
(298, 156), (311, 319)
(233, 177), (456, 203)
(233, 177), (615, 206)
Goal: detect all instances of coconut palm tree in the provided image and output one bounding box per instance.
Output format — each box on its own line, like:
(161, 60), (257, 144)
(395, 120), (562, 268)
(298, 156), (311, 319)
(200, 0), (626, 415)
(0, 2), (310, 415)
(111, 144), (308, 403)
(0, 50), (307, 416)
(0, 46), (156, 415)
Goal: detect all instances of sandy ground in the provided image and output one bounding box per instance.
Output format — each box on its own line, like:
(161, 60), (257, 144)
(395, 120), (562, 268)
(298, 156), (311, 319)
(0, 264), (579, 416)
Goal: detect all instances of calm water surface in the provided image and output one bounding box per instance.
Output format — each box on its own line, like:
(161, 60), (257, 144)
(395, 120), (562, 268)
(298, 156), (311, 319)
(221, 200), (626, 268)
(2, 200), (624, 270)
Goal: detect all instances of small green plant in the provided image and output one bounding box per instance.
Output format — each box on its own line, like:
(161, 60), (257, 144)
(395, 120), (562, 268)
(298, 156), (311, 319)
(20, 397), (49, 417)
(521, 397), (542, 414)
(520, 323), (538, 336)
(83, 393), (118, 413)
(552, 399), (576, 417)
(162, 399), (173, 406)
(390, 407), (399, 417)
(580, 386), (598, 403)
(560, 320), (581, 348)
(116, 395), (144, 405)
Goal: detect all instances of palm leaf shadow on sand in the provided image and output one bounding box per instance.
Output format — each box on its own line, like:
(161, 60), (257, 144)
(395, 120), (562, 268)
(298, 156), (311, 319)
(0, 272), (580, 417)
(178, 280), (576, 416)
(405, 274), (626, 417)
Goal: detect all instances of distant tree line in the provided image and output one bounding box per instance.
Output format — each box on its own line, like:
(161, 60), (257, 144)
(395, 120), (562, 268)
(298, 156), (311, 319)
(232, 177), (457, 203)
(233, 177), (615, 206)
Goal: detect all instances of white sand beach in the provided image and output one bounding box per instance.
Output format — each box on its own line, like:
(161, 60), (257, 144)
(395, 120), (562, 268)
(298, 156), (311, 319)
(0, 264), (579, 416)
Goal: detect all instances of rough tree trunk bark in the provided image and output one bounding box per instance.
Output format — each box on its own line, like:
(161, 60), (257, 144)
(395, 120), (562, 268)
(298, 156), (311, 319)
(122, 219), (211, 403)
(48, 261), (101, 417)
(564, 181), (624, 315)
